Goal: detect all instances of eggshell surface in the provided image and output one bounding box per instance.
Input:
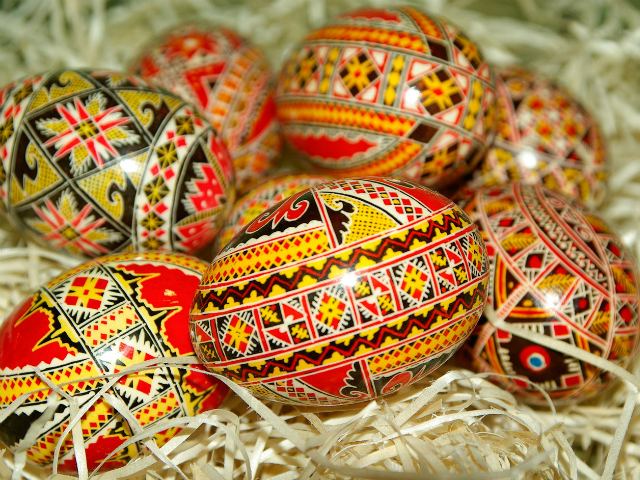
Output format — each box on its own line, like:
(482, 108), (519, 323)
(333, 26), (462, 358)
(190, 177), (489, 406)
(0, 69), (234, 258)
(0, 252), (228, 473)
(470, 67), (608, 208)
(462, 183), (640, 404)
(276, 7), (497, 187)
(131, 23), (282, 194)
(216, 172), (333, 251)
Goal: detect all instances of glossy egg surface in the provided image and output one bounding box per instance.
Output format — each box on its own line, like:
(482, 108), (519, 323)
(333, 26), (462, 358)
(0, 252), (228, 473)
(463, 183), (640, 404)
(471, 67), (608, 208)
(276, 7), (497, 187)
(216, 172), (333, 251)
(0, 69), (234, 258)
(131, 23), (282, 194)
(190, 177), (489, 406)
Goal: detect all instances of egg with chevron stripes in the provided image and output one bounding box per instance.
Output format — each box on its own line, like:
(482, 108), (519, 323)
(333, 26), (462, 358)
(275, 7), (497, 188)
(190, 177), (490, 405)
(0, 69), (234, 258)
(0, 253), (228, 473)
(460, 183), (640, 404)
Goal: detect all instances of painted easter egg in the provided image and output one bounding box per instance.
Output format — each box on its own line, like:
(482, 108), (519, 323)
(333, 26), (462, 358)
(275, 7), (497, 188)
(0, 69), (234, 258)
(0, 252), (228, 473)
(216, 172), (333, 252)
(462, 183), (640, 404)
(190, 177), (490, 406)
(470, 67), (608, 208)
(130, 23), (282, 194)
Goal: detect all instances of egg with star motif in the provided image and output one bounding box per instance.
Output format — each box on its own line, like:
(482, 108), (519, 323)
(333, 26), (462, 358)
(0, 69), (234, 258)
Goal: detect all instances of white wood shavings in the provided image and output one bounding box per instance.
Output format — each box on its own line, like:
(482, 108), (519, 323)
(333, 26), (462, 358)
(1, 0), (640, 478)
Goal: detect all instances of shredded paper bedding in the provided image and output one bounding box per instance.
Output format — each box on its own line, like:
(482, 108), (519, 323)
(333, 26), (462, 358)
(1, 0), (640, 478)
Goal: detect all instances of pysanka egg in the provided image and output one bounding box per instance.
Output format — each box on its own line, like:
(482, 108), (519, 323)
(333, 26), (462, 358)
(0, 253), (228, 473)
(470, 67), (608, 208)
(130, 23), (282, 194)
(216, 172), (333, 252)
(190, 177), (490, 406)
(0, 69), (235, 258)
(275, 7), (497, 188)
(462, 183), (640, 404)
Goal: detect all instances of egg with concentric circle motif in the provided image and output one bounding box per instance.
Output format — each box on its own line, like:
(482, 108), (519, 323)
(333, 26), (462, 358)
(461, 183), (640, 404)
(190, 177), (489, 406)
(0, 252), (228, 473)
(276, 7), (497, 188)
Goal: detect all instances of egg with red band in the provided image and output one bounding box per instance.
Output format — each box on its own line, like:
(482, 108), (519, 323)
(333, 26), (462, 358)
(0, 252), (228, 473)
(276, 6), (497, 188)
(190, 177), (489, 406)
(461, 183), (640, 404)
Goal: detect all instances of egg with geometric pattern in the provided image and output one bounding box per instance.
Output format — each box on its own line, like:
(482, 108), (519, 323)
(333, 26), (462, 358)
(216, 172), (333, 253)
(276, 7), (497, 188)
(190, 177), (490, 406)
(469, 67), (608, 209)
(0, 252), (229, 473)
(0, 69), (234, 258)
(461, 183), (640, 404)
(130, 22), (282, 194)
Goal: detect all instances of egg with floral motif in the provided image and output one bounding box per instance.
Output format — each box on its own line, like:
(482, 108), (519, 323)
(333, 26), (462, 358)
(469, 67), (608, 208)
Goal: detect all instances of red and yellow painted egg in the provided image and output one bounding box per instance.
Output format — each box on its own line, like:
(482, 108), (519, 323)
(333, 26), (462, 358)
(461, 183), (640, 404)
(130, 22), (282, 194)
(0, 252), (228, 473)
(190, 177), (489, 406)
(276, 7), (497, 188)
(0, 69), (234, 258)
(216, 172), (333, 252)
(470, 67), (608, 208)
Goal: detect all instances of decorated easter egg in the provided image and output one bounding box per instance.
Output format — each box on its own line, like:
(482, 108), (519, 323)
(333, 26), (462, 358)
(275, 7), (497, 188)
(190, 177), (489, 406)
(0, 252), (228, 473)
(470, 67), (608, 208)
(0, 69), (234, 258)
(462, 183), (640, 404)
(131, 23), (282, 194)
(216, 172), (333, 252)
